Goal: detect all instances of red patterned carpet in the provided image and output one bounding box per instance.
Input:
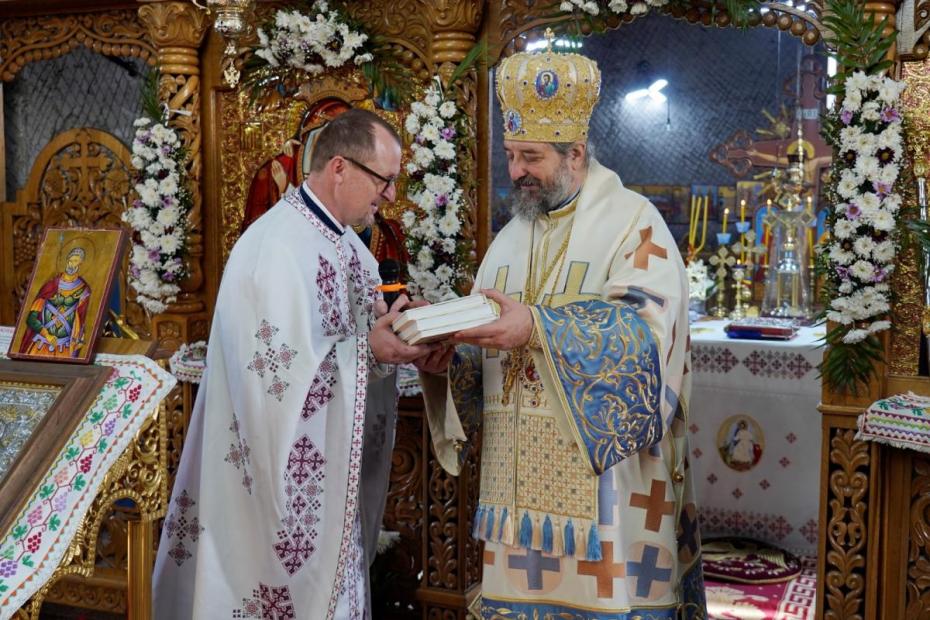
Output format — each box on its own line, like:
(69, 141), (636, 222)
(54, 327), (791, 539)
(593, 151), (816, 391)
(705, 557), (816, 620)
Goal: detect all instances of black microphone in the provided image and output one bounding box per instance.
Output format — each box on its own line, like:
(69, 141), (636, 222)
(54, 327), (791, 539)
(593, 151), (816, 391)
(377, 259), (406, 309)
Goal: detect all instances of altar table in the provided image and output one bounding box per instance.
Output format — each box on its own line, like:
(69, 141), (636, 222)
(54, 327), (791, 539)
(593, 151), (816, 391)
(688, 319), (823, 555)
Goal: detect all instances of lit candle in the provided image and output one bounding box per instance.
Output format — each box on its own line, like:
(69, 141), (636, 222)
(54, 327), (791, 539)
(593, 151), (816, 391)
(722, 207), (729, 233)
(740, 199), (746, 224)
(806, 195), (813, 213)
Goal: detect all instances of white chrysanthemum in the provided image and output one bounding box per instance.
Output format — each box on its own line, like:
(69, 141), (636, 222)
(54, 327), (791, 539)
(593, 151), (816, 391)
(560, 0), (574, 9)
(159, 232), (183, 255)
(869, 209), (896, 231)
(405, 115), (421, 136)
(858, 192), (880, 213)
(420, 124), (440, 143)
(838, 281), (854, 294)
(157, 206), (181, 227)
(416, 246), (435, 269)
(441, 238), (457, 253)
(878, 164), (899, 187)
(883, 193), (902, 213)
(159, 176), (178, 196)
(414, 147), (434, 168)
(608, 0), (629, 10)
(837, 171), (861, 199)
(830, 243), (855, 265)
(433, 140), (456, 160)
(855, 157), (880, 181)
(860, 101), (881, 122)
(437, 212), (461, 236)
(853, 236), (876, 258)
(873, 240), (895, 262)
(842, 89), (862, 112)
(846, 71), (870, 94)
(584, 1), (600, 13)
(852, 131), (877, 154)
(438, 101), (457, 119)
(401, 210), (417, 228)
(435, 264), (454, 283)
(878, 78), (905, 104)
(833, 219), (857, 239)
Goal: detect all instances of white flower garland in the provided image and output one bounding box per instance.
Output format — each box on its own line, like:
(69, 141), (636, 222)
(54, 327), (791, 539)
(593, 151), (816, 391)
(403, 79), (467, 303)
(560, 0), (668, 17)
(125, 117), (191, 314)
(824, 70), (905, 344)
(254, 0), (373, 77)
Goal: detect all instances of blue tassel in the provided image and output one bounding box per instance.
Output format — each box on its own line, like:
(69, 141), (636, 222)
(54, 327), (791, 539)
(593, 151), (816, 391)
(472, 507), (484, 538)
(587, 523), (602, 561)
(497, 507), (508, 541)
(484, 506), (496, 540)
(564, 519), (575, 557)
(519, 511), (533, 548)
(542, 516), (553, 553)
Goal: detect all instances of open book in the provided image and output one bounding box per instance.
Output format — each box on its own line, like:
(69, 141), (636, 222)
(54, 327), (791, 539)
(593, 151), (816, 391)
(392, 294), (499, 345)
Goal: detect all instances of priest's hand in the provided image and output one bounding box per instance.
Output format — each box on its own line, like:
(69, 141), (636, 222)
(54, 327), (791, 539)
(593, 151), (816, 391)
(452, 288), (533, 350)
(370, 295), (439, 364)
(413, 343), (456, 374)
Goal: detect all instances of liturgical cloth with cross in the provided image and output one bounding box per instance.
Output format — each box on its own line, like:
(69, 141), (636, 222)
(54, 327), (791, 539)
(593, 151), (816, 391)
(423, 160), (707, 619)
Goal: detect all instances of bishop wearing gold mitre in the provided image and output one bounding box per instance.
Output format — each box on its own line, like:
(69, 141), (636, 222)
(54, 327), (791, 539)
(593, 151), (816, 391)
(422, 33), (707, 619)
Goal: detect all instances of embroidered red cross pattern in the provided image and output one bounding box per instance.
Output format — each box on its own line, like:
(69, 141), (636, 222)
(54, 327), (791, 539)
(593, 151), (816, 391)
(624, 226), (668, 270)
(630, 479), (675, 532)
(577, 541), (625, 598)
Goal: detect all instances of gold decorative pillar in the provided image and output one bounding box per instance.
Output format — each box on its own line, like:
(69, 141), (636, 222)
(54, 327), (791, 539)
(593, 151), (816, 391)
(138, 1), (210, 357)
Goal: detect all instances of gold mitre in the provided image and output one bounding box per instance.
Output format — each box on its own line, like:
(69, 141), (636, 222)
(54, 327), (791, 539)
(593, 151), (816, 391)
(496, 30), (601, 143)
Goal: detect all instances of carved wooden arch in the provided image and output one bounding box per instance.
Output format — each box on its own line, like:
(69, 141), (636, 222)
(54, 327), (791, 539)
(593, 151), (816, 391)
(490, 0), (830, 64)
(0, 10), (155, 82)
(0, 128), (135, 326)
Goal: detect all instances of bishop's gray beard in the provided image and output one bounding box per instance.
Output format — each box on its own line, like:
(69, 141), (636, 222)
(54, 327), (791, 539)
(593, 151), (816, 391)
(509, 159), (575, 221)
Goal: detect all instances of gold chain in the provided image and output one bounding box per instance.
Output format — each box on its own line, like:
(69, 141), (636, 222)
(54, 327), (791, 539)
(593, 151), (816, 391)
(502, 203), (577, 405)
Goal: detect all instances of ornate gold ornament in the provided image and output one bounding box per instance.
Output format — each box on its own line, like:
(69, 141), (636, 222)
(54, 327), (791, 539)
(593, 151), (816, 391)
(495, 29), (601, 143)
(192, 0), (256, 87)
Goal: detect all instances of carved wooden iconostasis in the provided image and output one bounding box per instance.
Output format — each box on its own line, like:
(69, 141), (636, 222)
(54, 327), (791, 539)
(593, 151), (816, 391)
(2, 0), (930, 618)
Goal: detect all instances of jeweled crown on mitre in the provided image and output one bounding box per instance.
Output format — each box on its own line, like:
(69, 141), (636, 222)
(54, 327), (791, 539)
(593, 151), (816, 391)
(496, 29), (602, 143)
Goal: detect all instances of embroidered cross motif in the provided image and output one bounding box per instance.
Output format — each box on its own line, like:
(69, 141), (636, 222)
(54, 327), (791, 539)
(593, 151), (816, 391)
(224, 413), (253, 494)
(233, 583), (296, 619)
(630, 480), (676, 532)
(267, 375), (290, 402)
(627, 544), (673, 599)
(577, 541), (625, 598)
(507, 549), (560, 591)
(246, 319), (298, 401)
(164, 489), (204, 567)
(274, 435), (325, 575)
(302, 350), (337, 420)
(624, 226), (668, 270)
(317, 255), (349, 337)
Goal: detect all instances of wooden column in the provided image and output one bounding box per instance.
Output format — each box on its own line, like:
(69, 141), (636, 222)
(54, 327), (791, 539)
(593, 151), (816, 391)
(414, 5), (484, 618)
(138, 1), (210, 357)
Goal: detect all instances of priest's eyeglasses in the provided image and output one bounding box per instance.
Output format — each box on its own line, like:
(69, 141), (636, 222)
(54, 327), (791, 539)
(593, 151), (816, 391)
(342, 156), (397, 194)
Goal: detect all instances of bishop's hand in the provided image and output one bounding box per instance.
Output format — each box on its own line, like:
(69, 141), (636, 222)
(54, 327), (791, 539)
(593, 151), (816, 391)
(452, 288), (533, 351)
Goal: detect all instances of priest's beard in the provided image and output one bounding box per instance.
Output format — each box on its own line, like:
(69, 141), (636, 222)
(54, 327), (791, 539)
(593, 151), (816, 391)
(510, 159), (575, 221)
